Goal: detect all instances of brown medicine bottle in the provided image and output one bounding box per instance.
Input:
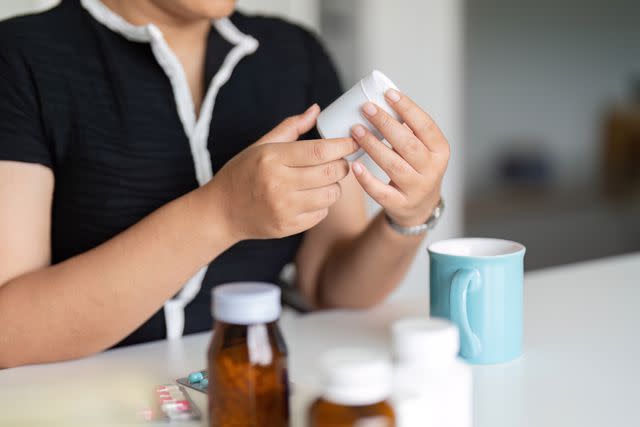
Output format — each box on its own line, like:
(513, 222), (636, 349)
(208, 282), (289, 427)
(309, 348), (396, 427)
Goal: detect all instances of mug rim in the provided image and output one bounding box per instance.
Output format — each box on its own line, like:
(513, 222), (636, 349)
(428, 237), (525, 259)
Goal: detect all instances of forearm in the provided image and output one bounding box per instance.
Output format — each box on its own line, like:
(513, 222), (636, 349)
(316, 211), (424, 308)
(0, 185), (236, 368)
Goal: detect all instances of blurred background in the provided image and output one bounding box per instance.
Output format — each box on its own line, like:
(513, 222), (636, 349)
(2, 0), (638, 295)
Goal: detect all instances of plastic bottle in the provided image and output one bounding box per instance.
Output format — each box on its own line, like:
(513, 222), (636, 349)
(392, 317), (473, 427)
(208, 282), (289, 427)
(317, 69), (401, 161)
(308, 348), (396, 427)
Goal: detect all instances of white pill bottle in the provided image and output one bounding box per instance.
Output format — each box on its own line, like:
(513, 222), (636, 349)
(317, 70), (401, 161)
(391, 318), (473, 427)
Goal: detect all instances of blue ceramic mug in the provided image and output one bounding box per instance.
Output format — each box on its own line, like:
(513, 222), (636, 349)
(429, 238), (526, 364)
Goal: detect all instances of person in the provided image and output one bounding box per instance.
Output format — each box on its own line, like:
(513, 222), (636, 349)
(0, 0), (449, 368)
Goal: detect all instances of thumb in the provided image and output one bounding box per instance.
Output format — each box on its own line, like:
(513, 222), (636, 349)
(255, 104), (320, 146)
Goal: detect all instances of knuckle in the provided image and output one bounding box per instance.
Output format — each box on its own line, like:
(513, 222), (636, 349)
(311, 141), (326, 162)
(265, 176), (281, 196)
(375, 189), (389, 204)
(418, 119), (438, 136)
(325, 186), (336, 204)
(396, 97), (412, 114)
(380, 114), (394, 129)
(272, 218), (288, 236)
(266, 193), (280, 211)
(389, 158), (409, 176)
(256, 147), (276, 169)
(282, 116), (297, 128)
(407, 139), (423, 156)
(323, 163), (337, 180)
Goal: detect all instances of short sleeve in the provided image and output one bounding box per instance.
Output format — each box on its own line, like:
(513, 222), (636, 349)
(299, 29), (343, 140)
(303, 30), (343, 109)
(0, 40), (52, 169)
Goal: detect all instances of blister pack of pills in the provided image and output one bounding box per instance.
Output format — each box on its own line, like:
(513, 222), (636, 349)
(176, 369), (295, 396)
(141, 384), (201, 422)
(176, 370), (209, 394)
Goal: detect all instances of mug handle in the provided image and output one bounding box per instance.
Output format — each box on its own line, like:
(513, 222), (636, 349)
(450, 268), (482, 358)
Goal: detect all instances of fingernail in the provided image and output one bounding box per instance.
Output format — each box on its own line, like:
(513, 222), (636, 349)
(305, 103), (319, 114)
(352, 162), (364, 175)
(362, 102), (377, 116)
(351, 125), (366, 138)
(385, 89), (401, 103)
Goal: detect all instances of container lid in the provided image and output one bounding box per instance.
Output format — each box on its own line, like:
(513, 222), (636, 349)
(319, 348), (393, 406)
(360, 70), (400, 119)
(211, 282), (281, 325)
(392, 317), (460, 367)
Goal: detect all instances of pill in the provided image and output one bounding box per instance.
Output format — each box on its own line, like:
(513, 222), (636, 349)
(162, 400), (190, 411)
(188, 371), (204, 384)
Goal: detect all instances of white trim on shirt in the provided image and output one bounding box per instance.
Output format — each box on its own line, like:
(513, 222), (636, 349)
(80, 0), (259, 339)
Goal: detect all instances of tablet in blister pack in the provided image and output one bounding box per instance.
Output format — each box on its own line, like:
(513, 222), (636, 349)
(176, 370), (209, 394)
(140, 384), (201, 422)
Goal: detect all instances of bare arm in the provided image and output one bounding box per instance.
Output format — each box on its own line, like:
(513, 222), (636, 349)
(0, 106), (359, 368)
(0, 161), (235, 368)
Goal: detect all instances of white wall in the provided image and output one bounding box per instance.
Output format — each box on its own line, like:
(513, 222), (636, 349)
(236, 0), (319, 32)
(321, 0), (465, 298)
(465, 0), (640, 193)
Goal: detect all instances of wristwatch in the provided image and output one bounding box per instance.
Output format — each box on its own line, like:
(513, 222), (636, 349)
(385, 199), (444, 236)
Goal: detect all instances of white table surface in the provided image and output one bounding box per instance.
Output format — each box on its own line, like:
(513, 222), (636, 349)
(1, 253), (638, 427)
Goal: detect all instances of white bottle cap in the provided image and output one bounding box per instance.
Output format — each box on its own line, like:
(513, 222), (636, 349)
(211, 282), (281, 325)
(392, 317), (460, 367)
(319, 348), (393, 406)
(360, 70), (400, 113)
(317, 70), (401, 162)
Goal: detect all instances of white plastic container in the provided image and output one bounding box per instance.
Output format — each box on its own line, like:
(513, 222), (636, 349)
(392, 318), (473, 427)
(308, 348), (396, 426)
(317, 70), (401, 161)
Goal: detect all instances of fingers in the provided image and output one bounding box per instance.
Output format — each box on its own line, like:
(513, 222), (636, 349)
(351, 124), (419, 191)
(351, 161), (405, 207)
(361, 102), (430, 172)
(293, 183), (343, 212)
(281, 137), (359, 167)
(256, 104), (320, 145)
(293, 159), (350, 190)
(383, 89), (449, 155)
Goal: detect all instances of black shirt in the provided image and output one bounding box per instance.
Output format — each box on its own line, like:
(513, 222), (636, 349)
(0, 0), (341, 346)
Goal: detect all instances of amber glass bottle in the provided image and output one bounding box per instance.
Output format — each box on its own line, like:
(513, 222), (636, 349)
(208, 283), (289, 427)
(308, 348), (396, 427)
